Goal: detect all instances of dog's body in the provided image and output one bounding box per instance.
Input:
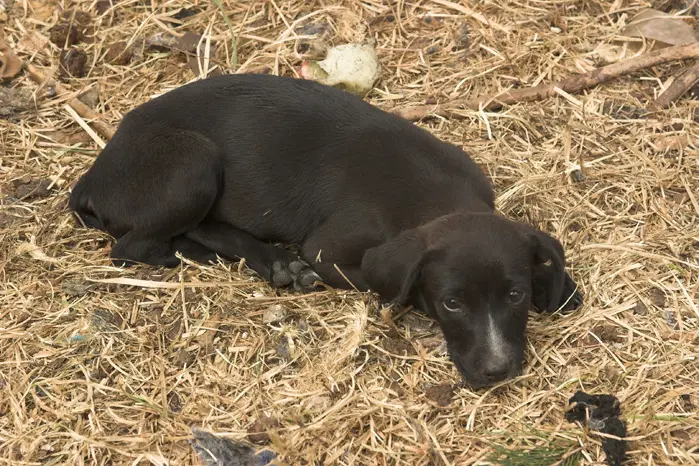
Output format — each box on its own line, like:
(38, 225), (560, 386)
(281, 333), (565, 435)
(70, 73), (582, 388)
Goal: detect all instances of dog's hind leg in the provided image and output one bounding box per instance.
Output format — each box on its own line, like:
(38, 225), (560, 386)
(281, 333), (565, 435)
(185, 221), (322, 292)
(103, 130), (223, 267)
(111, 233), (221, 267)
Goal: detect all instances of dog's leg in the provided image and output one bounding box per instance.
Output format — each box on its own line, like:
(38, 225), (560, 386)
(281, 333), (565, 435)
(306, 262), (370, 291)
(299, 212), (383, 292)
(111, 233), (218, 267)
(96, 130), (224, 267)
(185, 221), (321, 292)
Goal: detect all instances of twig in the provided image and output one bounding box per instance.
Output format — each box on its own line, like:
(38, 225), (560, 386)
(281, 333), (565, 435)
(392, 42), (699, 120)
(652, 60), (699, 109)
(26, 63), (117, 140)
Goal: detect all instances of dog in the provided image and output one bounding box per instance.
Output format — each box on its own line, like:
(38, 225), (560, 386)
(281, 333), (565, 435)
(69, 73), (582, 388)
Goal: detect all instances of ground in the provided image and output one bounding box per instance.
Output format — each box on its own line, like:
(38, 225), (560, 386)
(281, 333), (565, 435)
(1, 0), (698, 465)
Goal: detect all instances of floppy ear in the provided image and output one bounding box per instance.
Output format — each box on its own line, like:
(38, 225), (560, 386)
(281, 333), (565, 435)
(361, 230), (425, 306)
(528, 229), (566, 312)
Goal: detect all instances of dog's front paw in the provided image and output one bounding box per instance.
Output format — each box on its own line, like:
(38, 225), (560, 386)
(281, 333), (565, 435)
(559, 272), (583, 313)
(271, 260), (322, 292)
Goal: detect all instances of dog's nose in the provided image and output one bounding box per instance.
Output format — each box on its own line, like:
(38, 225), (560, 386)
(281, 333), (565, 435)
(483, 359), (510, 382)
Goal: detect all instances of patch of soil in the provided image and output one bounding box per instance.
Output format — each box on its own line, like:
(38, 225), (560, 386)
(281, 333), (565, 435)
(382, 336), (416, 356)
(425, 383), (454, 407)
(11, 178), (52, 200)
(247, 416), (281, 444)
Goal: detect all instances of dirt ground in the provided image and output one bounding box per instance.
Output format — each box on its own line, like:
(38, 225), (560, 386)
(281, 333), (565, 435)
(1, 0), (698, 465)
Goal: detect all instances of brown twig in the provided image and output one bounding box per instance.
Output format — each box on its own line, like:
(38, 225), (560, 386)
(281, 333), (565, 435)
(25, 63), (117, 140)
(652, 60), (699, 109)
(392, 42), (699, 120)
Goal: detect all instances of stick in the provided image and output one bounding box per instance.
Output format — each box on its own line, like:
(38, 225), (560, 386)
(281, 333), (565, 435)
(652, 60), (699, 109)
(392, 42), (699, 121)
(26, 63), (117, 140)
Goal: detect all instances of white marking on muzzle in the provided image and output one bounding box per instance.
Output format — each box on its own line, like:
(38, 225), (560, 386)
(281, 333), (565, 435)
(487, 314), (508, 360)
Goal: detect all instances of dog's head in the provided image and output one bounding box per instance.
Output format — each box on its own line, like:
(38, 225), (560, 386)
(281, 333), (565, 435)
(361, 213), (571, 389)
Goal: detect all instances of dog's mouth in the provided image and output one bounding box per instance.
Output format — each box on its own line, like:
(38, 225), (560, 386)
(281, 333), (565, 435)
(450, 353), (522, 390)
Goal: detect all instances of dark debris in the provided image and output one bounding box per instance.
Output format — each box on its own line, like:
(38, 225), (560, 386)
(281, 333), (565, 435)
(565, 391), (627, 466)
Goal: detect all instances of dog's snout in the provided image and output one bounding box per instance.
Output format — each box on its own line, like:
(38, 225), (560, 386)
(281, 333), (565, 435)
(482, 358), (510, 382)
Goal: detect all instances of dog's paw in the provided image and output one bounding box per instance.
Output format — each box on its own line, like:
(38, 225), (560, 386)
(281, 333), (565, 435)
(559, 272), (583, 313)
(271, 260), (322, 292)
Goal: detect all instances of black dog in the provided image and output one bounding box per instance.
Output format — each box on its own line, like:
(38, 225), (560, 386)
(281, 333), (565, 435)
(69, 73), (582, 388)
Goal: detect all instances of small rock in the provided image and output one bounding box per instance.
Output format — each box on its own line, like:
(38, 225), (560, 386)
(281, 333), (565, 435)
(425, 45), (440, 55)
(173, 7), (201, 20)
(666, 309), (678, 329)
(262, 304), (285, 324)
(388, 380), (405, 397)
(95, 0), (113, 15)
(299, 40), (381, 97)
(651, 289), (667, 307)
(275, 336), (291, 361)
(78, 87), (99, 108)
(167, 391), (182, 413)
(680, 394), (693, 410)
(425, 383), (454, 407)
(247, 416), (281, 444)
(570, 169), (586, 183)
(104, 41), (133, 65)
(175, 348), (195, 367)
(59, 47), (88, 79)
(633, 302), (648, 316)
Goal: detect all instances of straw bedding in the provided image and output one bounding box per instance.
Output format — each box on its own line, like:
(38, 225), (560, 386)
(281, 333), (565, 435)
(1, 0), (697, 464)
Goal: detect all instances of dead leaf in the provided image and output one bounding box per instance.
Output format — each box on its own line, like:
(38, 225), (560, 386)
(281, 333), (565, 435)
(0, 37), (23, 79)
(145, 31), (220, 77)
(621, 9), (698, 46)
(593, 43), (631, 64)
(17, 31), (49, 55)
(652, 133), (698, 151)
(104, 41), (133, 65)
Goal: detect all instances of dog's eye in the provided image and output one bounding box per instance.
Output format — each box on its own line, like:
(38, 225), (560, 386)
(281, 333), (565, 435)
(507, 289), (525, 304)
(442, 298), (462, 312)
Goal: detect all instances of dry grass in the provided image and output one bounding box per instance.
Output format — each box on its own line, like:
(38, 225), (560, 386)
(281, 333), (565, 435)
(1, 0), (698, 464)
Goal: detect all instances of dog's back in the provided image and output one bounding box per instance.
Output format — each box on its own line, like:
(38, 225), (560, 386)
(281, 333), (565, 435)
(75, 74), (493, 243)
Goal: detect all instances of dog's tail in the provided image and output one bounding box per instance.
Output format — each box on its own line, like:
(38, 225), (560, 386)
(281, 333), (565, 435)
(68, 176), (105, 231)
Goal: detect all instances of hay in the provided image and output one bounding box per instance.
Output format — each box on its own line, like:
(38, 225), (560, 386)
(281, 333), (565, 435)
(1, 0), (698, 464)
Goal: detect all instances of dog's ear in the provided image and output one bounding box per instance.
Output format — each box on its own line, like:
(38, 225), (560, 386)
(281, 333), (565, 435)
(361, 230), (426, 306)
(527, 229), (566, 312)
